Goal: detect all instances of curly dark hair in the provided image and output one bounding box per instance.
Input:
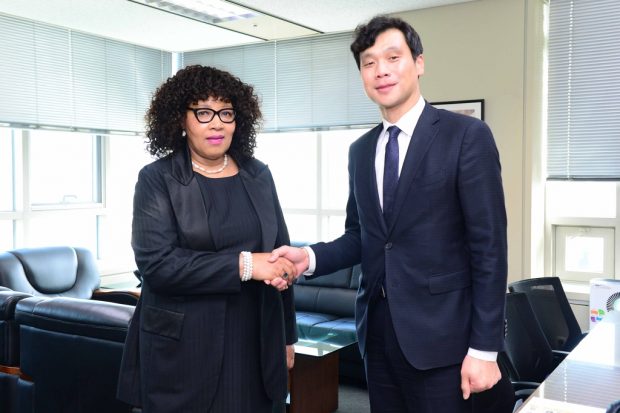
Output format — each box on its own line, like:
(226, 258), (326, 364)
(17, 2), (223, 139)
(145, 65), (262, 162)
(350, 15), (423, 70)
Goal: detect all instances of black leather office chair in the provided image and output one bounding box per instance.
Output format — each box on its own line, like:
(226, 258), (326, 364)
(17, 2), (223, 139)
(503, 291), (567, 383)
(15, 296), (135, 413)
(509, 277), (586, 352)
(0, 246), (138, 305)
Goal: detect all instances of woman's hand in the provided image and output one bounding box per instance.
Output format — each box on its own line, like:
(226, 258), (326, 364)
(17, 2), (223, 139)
(252, 252), (296, 280)
(266, 276), (290, 291)
(286, 344), (295, 370)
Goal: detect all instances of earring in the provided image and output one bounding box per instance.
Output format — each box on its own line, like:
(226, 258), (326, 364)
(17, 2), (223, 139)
(182, 130), (186, 137)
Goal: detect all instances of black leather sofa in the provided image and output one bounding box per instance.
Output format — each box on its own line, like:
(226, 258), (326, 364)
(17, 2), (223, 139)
(15, 296), (135, 413)
(0, 246), (139, 305)
(0, 287), (31, 413)
(0, 246), (139, 413)
(294, 262), (365, 384)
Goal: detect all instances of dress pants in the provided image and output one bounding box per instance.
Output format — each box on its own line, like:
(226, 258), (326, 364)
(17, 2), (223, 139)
(364, 294), (514, 413)
(364, 295), (472, 413)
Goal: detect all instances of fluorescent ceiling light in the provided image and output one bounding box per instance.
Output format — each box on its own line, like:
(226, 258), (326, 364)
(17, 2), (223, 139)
(129, 0), (319, 41)
(130, 0), (257, 23)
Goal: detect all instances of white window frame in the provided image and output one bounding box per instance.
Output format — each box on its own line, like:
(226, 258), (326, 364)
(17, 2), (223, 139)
(553, 225), (615, 282)
(545, 181), (620, 283)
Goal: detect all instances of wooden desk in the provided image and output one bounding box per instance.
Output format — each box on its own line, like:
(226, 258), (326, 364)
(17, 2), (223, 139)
(516, 311), (620, 412)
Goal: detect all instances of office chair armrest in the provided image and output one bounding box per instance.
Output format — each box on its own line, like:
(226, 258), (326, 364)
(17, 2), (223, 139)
(512, 381), (539, 410)
(512, 380), (539, 391)
(92, 288), (140, 306)
(551, 349), (570, 369)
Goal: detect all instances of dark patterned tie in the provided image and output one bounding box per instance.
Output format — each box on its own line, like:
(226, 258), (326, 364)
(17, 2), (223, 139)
(383, 125), (400, 225)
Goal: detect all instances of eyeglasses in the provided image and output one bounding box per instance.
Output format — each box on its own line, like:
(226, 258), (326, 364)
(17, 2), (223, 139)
(187, 107), (236, 124)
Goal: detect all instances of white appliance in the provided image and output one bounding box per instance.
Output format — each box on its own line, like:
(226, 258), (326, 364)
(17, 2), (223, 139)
(589, 278), (620, 328)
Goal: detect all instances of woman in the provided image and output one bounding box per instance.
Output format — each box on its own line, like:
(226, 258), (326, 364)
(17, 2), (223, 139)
(117, 65), (297, 413)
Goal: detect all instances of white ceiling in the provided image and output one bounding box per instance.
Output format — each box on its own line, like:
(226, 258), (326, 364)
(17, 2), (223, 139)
(0, 0), (476, 52)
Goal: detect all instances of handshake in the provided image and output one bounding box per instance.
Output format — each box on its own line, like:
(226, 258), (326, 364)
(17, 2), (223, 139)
(240, 246), (309, 291)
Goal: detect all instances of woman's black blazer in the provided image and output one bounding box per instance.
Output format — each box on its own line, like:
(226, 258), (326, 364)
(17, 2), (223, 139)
(117, 145), (297, 412)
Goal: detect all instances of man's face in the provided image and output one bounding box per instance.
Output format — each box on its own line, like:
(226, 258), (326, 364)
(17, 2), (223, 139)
(359, 28), (424, 122)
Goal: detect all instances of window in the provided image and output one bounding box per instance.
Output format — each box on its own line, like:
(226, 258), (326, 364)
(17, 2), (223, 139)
(0, 221), (13, 251)
(0, 128), (16, 250)
(554, 226), (614, 282)
(1, 127), (153, 278)
(0, 128), (13, 211)
(4, 123), (369, 277)
(27, 213), (99, 252)
(546, 181), (618, 282)
(546, 181), (616, 219)
(29, 130), (102, 207)
(545, 1), (620, 282)
(256, 127), (369, 243)
(98, 134), (154, 274)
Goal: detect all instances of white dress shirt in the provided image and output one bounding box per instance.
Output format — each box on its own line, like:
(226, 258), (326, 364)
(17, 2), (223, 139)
(375, 95), (425, 211)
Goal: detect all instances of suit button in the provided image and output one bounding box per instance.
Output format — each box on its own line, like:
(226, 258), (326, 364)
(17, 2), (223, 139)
(385, 242), (392, 250)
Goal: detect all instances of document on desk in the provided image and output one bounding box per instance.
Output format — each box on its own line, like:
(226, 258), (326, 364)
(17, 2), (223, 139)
(519, 397), (606, 413)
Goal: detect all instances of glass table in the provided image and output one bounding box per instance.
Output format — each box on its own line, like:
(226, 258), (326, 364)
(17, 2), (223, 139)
(516, 310), (620, 412)
(289, 335), (358, 413)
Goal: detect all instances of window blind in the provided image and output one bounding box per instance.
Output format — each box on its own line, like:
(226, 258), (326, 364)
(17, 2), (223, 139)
(0, 14), (172, 134)
(183, 32), (379, 131)
(547, 0), (620, 179)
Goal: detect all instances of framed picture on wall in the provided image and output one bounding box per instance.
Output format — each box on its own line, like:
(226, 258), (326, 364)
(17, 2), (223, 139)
(431, 99), (484, 120)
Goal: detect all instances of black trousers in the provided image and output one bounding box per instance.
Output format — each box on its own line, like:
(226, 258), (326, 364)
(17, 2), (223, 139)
(364, 297), (514, 413)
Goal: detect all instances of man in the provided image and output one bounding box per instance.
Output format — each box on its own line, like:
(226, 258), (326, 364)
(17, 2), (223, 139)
(272, 15), (509, 412)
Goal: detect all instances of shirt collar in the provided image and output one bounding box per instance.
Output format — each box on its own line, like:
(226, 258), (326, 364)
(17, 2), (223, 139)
(381, 95), (425, 136)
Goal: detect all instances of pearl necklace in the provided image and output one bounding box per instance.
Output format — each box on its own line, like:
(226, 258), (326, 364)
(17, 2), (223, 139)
(192, 154), (228, 174)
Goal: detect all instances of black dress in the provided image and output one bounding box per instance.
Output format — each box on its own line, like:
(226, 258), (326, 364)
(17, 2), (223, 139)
(197, 173), (273, 413)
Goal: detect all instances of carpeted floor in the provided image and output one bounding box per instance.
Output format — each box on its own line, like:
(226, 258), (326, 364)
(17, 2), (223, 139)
(335, 382), (370, 413)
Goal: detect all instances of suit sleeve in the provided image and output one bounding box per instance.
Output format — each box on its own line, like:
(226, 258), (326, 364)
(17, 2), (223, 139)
(458, 120), (508, 351)
(269, 170), (298, 345)
(132, 166), (241, 296)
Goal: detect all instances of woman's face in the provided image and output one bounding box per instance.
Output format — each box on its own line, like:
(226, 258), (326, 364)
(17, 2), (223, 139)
(184, 97), (235, 165)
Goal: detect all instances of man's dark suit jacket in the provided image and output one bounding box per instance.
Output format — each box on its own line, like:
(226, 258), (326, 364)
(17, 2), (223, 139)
(117, 146), (297, 412)
(311, 103), (507, 370)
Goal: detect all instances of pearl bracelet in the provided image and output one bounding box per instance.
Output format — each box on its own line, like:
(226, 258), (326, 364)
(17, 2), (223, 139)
(241, 251), (253, 282)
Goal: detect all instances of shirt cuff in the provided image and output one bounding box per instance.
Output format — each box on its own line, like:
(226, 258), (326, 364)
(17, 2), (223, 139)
(302, 246), (316, 276)
(467, 348), (498, 362)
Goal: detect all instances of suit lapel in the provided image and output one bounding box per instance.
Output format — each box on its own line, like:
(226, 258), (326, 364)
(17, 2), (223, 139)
(239, 166), (277, 251)
(167, 149), (216, 250)
(388, 104), (439, 235)
(364, 125), (387, 233)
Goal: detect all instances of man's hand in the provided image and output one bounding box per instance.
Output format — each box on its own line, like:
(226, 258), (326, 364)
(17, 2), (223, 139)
(460, 355), (501, 400)
(269, 245), (310, 279)
(286, 345), (295, 370)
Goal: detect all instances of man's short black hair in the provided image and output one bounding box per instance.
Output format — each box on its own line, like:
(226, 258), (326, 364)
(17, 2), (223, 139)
(350, 15), (423, 70)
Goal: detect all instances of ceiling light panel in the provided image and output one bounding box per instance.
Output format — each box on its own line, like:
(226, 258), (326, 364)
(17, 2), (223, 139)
(129, 0), (319, 40)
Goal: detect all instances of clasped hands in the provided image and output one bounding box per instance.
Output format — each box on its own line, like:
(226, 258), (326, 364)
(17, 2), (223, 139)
(243, 246), (309, 292)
